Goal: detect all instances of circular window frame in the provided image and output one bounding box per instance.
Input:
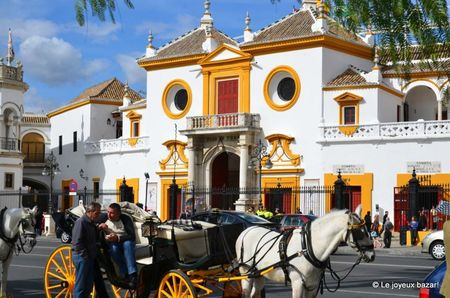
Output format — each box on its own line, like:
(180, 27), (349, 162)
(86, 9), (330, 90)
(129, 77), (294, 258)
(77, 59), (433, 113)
(162, 79), (192, 119)
(263, 66), (301, 111)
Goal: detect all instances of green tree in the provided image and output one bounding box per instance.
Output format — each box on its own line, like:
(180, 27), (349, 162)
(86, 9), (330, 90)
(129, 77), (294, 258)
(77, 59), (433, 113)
(75, 0), (134, 26)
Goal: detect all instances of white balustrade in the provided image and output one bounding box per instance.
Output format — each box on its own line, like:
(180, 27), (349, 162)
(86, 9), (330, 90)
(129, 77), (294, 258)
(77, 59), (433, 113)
(320, 120), (450, 142)
(186, 113), (260, 130)
(84, 136), (150, 155)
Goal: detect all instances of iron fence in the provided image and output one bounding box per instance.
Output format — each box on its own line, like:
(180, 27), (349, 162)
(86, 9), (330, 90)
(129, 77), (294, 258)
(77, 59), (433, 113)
(180, 185), (335, 217)
(0, 189), (119, 212)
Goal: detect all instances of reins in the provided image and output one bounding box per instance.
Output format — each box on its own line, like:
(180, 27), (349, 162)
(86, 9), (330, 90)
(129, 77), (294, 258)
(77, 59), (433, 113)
(0, 207), (36, 258)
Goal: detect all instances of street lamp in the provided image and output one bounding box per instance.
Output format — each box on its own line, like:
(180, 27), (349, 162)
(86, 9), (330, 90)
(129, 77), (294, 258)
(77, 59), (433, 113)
(42, 151), (61, 214)
(248, 140), (273, 208)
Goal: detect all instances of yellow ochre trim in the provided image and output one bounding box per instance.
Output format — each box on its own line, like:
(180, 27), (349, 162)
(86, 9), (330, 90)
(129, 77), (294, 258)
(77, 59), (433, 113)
(324, 173), (373, 217)
(128, 137), (138, 146)
(126, 111), (142, 119)
(440, 79), (449, 90)
(334, 92), (362, 135)
(397, 173), (450, 188)
(47, 99), (123, 118)
(242, 35), (372, 60)
(162, 79), (193, 120)
(202, 59), (251, 115)
(198, 44), (252, 65)
(130, 120), (140, 138)
(261, 176), (300, 213)
(265, 134), (301, 166)
(115, 178), (140, 203)
(401, 78), (440, 92)
(138, 54), (205, 71)
(92, 177), (100, 182)
(263, 65), (301, 112)
(159, 140), (189, 170)
(160, 178), (187, 221)
(323, 84), (404, 98)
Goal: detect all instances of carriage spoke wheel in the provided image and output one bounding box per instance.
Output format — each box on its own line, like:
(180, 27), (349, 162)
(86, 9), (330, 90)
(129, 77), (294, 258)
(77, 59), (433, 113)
(158, 270), (197, 298)
(111, 285), (136, 298)
(44, 244), (95, 298)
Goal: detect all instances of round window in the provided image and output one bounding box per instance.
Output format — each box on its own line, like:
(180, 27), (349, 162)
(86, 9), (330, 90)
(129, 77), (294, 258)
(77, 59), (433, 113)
(264, 66), (301, 111)
(277, 77), (296, 101)
(162, 79), (192, 119)
(174, 89), (188, 111)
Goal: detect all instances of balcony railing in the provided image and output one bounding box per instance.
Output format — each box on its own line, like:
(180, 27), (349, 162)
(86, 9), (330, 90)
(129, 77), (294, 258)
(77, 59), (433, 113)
(185, 113), (261, 132)
(0, 137), (19, 151)
(84, 136), (150, 155)
(319, 120), (450, 142)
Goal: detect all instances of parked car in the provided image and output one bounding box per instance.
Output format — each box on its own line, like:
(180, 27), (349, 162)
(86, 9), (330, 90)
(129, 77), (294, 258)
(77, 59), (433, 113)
(278, 214), (317, 231)
(190, 209), (278, 229)
(422, 230), (445, 260)
(419, 261), (445, 298)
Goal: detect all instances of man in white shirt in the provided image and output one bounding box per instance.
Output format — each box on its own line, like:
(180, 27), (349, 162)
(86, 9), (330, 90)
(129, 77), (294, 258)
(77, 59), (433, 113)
(98, 203), (137, 285)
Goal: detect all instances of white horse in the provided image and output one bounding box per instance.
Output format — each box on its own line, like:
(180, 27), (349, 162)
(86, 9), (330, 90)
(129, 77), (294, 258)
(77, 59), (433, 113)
(236, 205), (375, 298)
(0, 207), (37, 297)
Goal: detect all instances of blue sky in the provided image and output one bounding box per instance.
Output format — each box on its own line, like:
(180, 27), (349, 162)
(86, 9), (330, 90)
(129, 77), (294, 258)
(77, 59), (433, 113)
(0, 0), (301, 114)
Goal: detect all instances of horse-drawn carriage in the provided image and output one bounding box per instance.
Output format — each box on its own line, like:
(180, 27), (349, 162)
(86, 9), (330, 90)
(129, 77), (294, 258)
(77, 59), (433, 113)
(43, 203), (375, 298)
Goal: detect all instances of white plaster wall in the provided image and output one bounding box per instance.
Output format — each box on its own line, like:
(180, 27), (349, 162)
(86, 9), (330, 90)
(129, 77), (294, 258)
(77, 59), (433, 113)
(0, 88), (24, 111)
(89, 104), (118, 140)
(378, 90), (403, 123)
(321, 139), (450, 220)
(0, 156), (23, 191)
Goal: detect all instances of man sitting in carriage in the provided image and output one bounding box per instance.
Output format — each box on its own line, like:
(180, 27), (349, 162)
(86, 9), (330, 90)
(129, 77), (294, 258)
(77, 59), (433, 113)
(98, 203), (138, 286)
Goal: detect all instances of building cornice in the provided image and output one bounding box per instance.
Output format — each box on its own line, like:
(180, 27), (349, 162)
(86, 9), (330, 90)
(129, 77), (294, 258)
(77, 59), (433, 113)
(47, 99), (123, 118)
(138, 54), (206, 71)
(323, 84), (404, 98)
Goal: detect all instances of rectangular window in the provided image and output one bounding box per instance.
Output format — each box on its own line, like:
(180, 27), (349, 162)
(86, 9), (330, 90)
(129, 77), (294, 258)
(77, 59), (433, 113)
(58, 135), (63, 155)
(4, 173), (13, 189)
(116, 121), (123, 138)
(131, 121), (140, 137)
(93, 181), (100, 199)
(397, 105), (401, 122)
(73, 131), (77, 152)
(343, 106), (356, 124)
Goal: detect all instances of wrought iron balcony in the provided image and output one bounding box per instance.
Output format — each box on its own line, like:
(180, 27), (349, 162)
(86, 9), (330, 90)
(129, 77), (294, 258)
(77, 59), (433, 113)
(319, 120), (450, 142)
(84, 136), (150, 155)
(0, 137), (19, 151)
(182, 113), (261, 135)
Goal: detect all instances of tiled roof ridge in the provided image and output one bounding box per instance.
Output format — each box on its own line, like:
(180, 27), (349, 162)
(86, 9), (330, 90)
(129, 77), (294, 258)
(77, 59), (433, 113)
(157, 27), (202, 53)
(326, 67), (369, 87)
(349, 64), (368, 75)
(252, 9), (300, 38)
(94, 77), (120, 99)
(211, 27), (238, 45)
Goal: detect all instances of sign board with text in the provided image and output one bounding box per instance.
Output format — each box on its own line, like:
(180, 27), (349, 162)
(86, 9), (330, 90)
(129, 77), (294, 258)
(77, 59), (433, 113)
(407, 161), (441, 173)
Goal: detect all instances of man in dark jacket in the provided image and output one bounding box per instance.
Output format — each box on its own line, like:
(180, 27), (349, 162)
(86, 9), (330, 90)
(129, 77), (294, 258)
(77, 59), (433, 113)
(98, 203), (137, 284)
(72, 202), (108, 298)
(364, 211), (372, 232)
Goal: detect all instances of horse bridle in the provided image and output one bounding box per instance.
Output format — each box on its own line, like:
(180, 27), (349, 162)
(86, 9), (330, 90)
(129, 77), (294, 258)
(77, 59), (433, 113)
(345, 211), (374, 254)
(0, 208), (37, 256)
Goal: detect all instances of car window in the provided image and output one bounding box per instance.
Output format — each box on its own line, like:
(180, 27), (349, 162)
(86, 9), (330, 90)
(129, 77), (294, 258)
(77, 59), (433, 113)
(235, 213), (271, 223)
(218, 214), (238, 225)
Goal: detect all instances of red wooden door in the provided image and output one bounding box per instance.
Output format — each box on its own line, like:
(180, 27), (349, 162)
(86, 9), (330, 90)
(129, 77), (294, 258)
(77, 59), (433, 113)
(217, 79), (238, 114)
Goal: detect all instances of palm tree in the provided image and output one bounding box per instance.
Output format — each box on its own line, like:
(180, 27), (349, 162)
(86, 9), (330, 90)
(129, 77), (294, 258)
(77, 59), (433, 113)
(74, 0), (134, 26)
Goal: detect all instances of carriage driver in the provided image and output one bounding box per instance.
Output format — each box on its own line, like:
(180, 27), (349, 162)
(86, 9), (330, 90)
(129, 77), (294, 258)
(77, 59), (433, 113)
(98, 203), (138, 285)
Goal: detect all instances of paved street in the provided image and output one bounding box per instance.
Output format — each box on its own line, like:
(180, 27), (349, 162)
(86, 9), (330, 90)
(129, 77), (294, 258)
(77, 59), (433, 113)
(6, 236), (441, 297)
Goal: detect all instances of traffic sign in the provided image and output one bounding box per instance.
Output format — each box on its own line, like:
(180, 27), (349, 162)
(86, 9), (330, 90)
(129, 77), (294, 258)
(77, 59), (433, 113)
(69, 180), (78, 193)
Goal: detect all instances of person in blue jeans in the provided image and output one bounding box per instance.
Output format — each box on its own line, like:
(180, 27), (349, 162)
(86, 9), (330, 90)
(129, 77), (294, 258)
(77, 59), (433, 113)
(72, 202), (108, 298)
(410, 215), (419, 245)
(98, 203), (137, 286)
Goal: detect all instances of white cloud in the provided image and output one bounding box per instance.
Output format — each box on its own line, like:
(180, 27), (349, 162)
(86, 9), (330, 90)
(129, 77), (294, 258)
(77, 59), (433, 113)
(116, 53), (146, 85)
(20, 36), (109, 85)
(0, 18), (60, 41)
(24, 87), (60, 113)
(136, 14), (197, 42)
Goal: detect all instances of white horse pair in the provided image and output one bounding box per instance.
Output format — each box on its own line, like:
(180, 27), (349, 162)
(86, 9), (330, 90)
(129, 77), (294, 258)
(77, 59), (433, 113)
(0, 207), (37, 297)
(236, 205), (375, 298)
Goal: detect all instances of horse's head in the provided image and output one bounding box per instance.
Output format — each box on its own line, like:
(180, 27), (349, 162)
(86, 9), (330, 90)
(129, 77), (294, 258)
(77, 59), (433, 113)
(18, 206), (38, 248)
(345, 205), (375, 263)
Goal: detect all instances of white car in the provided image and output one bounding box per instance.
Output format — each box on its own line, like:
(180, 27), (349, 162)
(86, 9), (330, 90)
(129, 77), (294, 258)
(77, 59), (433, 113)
(421, 230), (445, 260)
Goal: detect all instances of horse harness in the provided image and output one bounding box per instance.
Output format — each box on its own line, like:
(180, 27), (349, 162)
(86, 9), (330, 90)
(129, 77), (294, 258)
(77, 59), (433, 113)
(0, 207), (36, 259)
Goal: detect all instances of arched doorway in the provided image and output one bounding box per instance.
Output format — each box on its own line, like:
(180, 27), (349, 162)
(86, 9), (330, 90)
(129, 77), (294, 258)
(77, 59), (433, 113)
(22, 133), (45, 163)
(404, 86), (440, 121)
(211, 152), (239, 210)
(22, 178), (49, 212)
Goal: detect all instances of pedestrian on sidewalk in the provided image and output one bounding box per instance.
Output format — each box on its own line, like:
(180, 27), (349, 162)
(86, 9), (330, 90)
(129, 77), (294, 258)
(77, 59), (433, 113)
(410, 216), (419, 245)
(371, 214), (381, 237)
(364, 211), (372, 233)
(383, 217), (394, 248)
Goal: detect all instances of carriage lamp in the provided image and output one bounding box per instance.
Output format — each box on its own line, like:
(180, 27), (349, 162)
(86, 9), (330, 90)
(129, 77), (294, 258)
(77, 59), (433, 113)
(248, 140), (273, 208)
(42, 151), (61, 214)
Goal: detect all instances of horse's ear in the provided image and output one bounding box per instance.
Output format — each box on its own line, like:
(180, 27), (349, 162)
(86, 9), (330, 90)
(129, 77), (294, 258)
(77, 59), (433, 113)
(354, 204), (362, 217)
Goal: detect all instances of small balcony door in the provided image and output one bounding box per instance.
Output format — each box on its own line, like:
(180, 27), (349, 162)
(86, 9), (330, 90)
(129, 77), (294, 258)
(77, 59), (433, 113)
(217, 79), (238, 114)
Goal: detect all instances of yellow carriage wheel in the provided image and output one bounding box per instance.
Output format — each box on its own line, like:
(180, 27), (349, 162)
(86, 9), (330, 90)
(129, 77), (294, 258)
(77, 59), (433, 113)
(158, 270), (197, 298)
(44, 244), (96, 298)
(111, 285), (136, 298)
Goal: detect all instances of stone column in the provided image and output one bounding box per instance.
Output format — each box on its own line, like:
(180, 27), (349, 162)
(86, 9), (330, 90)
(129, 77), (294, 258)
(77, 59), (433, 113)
(437, 99), (443, 121)
(235, 134), (250, 212)
(187, 137), (196, 186)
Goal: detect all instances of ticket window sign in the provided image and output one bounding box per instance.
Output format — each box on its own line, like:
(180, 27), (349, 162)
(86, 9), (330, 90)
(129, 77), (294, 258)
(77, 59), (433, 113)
(69, 180), (78, 196)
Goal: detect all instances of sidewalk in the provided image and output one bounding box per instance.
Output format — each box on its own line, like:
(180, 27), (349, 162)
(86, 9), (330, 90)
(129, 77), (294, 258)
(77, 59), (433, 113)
(337, 234), (424, 256)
